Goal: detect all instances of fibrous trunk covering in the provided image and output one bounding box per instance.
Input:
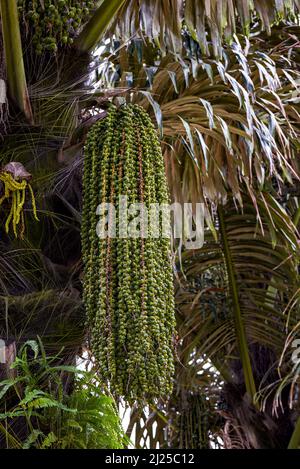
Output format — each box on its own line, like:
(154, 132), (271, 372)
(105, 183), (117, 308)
(82, 104), (176, 402)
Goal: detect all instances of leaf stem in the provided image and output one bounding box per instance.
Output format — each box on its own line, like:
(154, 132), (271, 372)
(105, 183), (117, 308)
(288, 417), (300, 449)
(0, 0), (33, 123)
(218, 205), (257, 404)
(75, 0), (127, 53)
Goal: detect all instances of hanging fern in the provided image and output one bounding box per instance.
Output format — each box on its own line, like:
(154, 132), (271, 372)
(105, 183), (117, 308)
(82, 104), (176, 403)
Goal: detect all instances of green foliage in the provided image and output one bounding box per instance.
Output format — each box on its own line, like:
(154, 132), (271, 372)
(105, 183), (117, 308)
(82, 104), (176, 403)
(17, 0), (97, 54)
(2, 0), (300, 447)
(59, 374), (127, 449)
(0, 338), (127, 449)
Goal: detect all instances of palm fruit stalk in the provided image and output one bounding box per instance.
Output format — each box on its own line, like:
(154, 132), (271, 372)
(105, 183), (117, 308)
(82, 104), (176, 403)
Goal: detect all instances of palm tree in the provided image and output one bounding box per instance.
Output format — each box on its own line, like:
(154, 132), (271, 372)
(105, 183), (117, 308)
(1, 0), (300, 449)
(104, 26), (300, 447)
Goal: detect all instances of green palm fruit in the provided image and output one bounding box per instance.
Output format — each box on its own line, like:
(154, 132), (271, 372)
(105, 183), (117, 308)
(82, 104), (176, 404)
(17, 0), (97, 54)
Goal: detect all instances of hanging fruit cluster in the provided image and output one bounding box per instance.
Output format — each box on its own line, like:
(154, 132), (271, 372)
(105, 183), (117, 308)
(17, 1), (97, 54)
(174, 393), (211, 449)
(0, 162), (39, 238)
(82, 104), (176, 403)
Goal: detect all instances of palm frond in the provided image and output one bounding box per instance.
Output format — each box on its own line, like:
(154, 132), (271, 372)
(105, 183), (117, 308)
(176, 195), (300, 383)
(110, 0), (300, 56)
(101, 35), (300, 221)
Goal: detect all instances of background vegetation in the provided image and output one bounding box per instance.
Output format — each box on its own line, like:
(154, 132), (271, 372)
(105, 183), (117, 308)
(1, 0), (300, 449)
